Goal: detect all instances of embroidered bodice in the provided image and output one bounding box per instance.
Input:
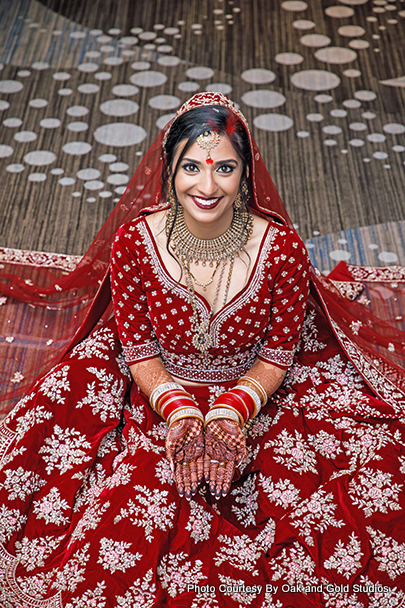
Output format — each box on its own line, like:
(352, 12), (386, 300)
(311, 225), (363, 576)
(110, 215), (310, 383)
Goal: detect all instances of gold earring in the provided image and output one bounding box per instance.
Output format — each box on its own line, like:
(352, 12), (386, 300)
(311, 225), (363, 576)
(234, 191), (243, 210)
(168, 180), (176, 208)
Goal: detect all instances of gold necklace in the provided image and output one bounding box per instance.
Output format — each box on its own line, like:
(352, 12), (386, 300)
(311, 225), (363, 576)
(166, 206), (253, 355)
(187, 260), (220, 290)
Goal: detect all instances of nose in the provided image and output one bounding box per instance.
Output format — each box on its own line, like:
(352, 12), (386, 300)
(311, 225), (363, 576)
(197, 167), (217, 196)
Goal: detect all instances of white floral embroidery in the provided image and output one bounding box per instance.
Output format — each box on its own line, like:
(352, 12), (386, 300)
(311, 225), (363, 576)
(39, 425), (92, 474)
(307, 430), (342, 460)
(97, 537), (142, 574)
(76, 367), (126, 422)
(185, 499), (213, 542)
(69, 327), (117, 360)
(255, 519), (276, 552)
(191, 596), (220, 608)
(14, 405), (53, 442)
(270, 541), (319, 588)
(358, 575), (405, 608)
(289, 489), (344, 546)
(231, 474), (259, 526)
(261, 594), (284, 608)
(343, 424), (397, 469)
(286, 363), (323, 387)
(0, 505), (27, 543)
(114, 569), (157, 607)
(217, 574), (260, 604)
(69, 501), (111, 546)
(259, 474), (301, 509)
(245, 413), (273, 439)
(39, 365), (71, 404)
(127, 426), (165, 454)
(147, 421), (169, 443)
(114, 486), (176, 542)
(399, 455), (405, 475)
(157, 551), (204, 598)
(52, 543), (90, 592)
(320, 577), (364, 608)
(15, 535), (63, 571)
(367, 526), (405, 580)
(64, 582), (107, 608)
(155, 458), (174, 486)
(15, 569), (59, 600)
(348, 468), (403, 517)
(324, 533), (363, 579)
(265, 429), (318, 475)
(33, 487), (70, 526)
(296, 309), (327, 352)
(2, 466), (46, 500)
(214, 534), (262, 576)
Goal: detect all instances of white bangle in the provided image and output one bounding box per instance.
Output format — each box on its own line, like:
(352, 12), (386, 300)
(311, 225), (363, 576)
(167, 406), (204, 428)
(150, 382), (185, 411)
(204, 407), (241, 429)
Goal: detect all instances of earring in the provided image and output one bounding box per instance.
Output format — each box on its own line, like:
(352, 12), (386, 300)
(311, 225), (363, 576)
(234, 180), (249, 210)
(168, 180), (176, 208)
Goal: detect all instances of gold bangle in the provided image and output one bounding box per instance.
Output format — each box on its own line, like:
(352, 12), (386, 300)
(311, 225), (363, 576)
(238, 376), (267, 406)
(167, 407), (204, 428)
(204, 407), (242, 429)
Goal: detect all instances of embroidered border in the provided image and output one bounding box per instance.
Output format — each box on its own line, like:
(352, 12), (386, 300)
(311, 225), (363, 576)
(0, 248), (81, 272)
(258, 347), (294, 368)
(161, 349), (258, 383)
(0, 423), (16, 467)
(0, 544), (63, 608)
(330, 280), (364, 301)
(122, 341), (161, 364)
(347, 265), (405, 283)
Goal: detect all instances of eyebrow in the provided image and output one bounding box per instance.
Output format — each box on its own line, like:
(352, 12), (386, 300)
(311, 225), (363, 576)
(181, 157), (239, 165)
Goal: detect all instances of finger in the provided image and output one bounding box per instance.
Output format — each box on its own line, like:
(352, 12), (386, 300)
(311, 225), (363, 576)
(221, 461), (235, 497)
(203, 453), (211, 483)
(209, 461), (219, 496)
(214, 463), (226, 500)
(182, 462), (192, 500)
(189, 460), (198, 495)
(174, 462), (185, 497)
(196, 455), (204, 485)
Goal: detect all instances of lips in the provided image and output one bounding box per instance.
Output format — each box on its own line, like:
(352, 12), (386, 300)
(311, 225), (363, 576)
(191, 196), (222, 210)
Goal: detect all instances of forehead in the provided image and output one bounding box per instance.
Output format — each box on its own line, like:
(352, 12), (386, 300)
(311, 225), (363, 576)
(175, 134), (240, 161)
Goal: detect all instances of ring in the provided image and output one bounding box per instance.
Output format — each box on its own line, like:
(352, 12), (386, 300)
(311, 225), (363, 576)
(218, 462), (226, 466)
(210, 459), (219, 464)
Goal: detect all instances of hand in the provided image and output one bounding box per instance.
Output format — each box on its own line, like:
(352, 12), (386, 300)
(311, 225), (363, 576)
(165, 417), (204, 499)
(204, 419), (247, 499)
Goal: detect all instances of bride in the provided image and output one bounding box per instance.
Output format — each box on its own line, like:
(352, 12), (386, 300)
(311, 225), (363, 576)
(0, 92), (404, 607)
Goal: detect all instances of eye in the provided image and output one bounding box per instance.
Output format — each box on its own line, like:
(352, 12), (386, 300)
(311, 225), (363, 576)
(182, 162), (199, 173)
(217, 164), (236, 174)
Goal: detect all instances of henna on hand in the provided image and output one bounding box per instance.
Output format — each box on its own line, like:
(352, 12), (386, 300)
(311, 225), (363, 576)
(204, 419), (247, 499)
(165, 417), (204, 499)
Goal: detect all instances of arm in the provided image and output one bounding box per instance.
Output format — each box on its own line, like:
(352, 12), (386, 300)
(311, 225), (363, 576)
(111, 224), (204, 499)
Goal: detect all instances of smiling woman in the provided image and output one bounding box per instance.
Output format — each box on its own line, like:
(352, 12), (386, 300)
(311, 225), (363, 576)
(1, 93), (405, 607)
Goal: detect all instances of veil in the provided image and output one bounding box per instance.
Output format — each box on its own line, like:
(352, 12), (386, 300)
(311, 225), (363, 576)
(1, 92), (404, 417)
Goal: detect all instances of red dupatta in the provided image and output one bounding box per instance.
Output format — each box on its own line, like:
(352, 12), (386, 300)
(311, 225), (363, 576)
(1, 92), (404, 417)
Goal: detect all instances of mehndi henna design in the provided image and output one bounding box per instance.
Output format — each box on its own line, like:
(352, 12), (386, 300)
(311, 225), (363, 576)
(165, 417), (204, 498)
(204, 419), (247, 499)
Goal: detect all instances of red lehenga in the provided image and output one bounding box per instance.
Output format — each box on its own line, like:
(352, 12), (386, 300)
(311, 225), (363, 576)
(1, 93), (405, 608)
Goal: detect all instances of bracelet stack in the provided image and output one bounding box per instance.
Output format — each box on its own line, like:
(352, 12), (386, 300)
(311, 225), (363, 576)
(204, 377), (267, 429)
(149, 382), (204, 428)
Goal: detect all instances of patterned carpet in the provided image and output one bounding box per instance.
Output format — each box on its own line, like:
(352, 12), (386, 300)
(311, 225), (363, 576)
(0, 0), (404, 272)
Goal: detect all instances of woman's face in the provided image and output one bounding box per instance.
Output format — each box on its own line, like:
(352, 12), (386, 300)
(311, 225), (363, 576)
(172, 134), (244, 239)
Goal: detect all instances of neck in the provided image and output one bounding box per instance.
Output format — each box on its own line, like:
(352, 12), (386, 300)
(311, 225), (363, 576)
(182, 207), (234, 240)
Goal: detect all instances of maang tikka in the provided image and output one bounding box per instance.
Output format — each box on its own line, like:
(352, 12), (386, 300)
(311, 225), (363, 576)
(196, 130), (220, 164)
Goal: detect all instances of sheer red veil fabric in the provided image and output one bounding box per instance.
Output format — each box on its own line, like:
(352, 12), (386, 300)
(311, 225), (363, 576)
(1, 92), (404, 417)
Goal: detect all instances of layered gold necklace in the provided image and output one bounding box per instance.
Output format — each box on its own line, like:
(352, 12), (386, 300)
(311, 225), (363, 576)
(166, 205), (253, 355)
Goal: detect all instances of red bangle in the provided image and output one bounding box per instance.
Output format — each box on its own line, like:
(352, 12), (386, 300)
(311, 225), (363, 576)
(157, 390), (189, 415)
(212, 393), (249, 425)
(229, 388), (256, 418)
(161, 396), (196, 421)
